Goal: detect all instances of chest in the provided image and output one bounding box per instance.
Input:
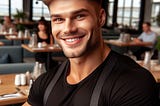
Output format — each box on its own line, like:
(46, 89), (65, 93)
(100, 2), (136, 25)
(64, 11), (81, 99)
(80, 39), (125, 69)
(46, 71), (100, 106)
(141, 33), (156, 42)
(37, 33), (50, 43)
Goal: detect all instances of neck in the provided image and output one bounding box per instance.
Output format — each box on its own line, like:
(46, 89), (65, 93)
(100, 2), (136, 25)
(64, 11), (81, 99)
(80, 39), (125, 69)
(145, 30), (151, 34)
(39, 30), (46, 33)
(67, 42), (110, 84)
(38, 31), (48, 38)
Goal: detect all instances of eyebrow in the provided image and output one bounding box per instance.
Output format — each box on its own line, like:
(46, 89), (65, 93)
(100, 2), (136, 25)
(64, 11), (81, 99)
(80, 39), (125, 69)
(51, 8), (89, 18)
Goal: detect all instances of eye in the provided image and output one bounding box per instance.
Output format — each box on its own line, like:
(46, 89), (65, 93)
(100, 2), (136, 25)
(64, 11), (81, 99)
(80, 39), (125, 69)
(75, 14), (85, 20)
(52, 18), (64, 24)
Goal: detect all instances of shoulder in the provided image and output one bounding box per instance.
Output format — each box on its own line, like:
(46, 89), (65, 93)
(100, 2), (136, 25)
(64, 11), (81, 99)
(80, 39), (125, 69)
(32, 63), (64, 90)
(151, 31), (156, 34)
(138, 33), (145, 39)
(140, 32), (146, 36)
(107, 51), (156, 86)
(27, 64), (63, 105)
(102, 51), (159, 105)
(29, 60), (69, 94)
(151, 31), (157, 36)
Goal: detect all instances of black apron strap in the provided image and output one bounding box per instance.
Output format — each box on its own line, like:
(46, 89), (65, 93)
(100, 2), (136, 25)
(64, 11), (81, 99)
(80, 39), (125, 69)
(43, 60), (68, 106)
(90, 52), (117, 106)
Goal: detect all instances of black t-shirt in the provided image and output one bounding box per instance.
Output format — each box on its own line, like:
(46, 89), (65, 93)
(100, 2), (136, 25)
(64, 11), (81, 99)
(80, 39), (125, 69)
(28, 51), (160, 106)
(37, 32), (50, 44)
(35, 32), (50, 63)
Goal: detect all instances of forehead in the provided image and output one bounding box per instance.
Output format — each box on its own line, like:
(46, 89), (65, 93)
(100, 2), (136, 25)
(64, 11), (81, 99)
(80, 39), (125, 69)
(49, 0), (98, 14)
(143, 24), (149, 27)
(46, 0), (100, 6)
(4, 16), (9, 19)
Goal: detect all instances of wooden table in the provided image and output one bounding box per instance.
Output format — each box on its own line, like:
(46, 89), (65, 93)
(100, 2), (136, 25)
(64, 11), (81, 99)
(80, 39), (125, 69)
(136, 60), (160, 83)
(104, 39), (152, 47)
(0, 74), (29, 105)
(14, 21), (36, 26)
(104, 39), (153, 54)
(22, 44), (63, 71)
(5, 35), (30, 41)
(151, 71), (160, 83)
(5, 35), (30, 45)
(22, 44), (62, 53)
(0, 32), (17, 36)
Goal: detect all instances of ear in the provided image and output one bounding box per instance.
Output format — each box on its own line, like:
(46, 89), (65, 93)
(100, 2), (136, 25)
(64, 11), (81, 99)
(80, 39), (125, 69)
(99, 9), (106, 27)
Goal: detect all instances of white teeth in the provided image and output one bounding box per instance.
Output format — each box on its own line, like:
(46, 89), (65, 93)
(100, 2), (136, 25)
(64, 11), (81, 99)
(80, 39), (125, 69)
(65, 38), (80, 42)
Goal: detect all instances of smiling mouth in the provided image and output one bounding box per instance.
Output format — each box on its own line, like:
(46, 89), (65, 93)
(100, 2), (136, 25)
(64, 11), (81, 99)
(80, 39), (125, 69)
(61, 35), (84, 43)
(65, 37), (81, 42)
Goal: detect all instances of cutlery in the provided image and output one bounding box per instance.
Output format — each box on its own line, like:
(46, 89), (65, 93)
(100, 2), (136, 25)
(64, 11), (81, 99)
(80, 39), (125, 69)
(15, 87), (26, 96)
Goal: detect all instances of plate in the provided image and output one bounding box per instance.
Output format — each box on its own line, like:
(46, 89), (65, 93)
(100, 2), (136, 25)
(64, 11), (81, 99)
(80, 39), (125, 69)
(9, 35), (16, 38)
(48, 46), (55, 49)
(32, 47), (45, 50)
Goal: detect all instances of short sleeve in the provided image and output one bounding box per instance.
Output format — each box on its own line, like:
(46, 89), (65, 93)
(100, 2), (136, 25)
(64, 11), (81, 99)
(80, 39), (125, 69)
(138, 33), (143, 40)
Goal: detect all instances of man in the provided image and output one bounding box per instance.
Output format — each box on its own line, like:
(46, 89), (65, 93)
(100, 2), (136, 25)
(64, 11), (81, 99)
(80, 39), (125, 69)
(133, 22), (157, 60)
(2, 16), (16, 33)
(23, 0), (160, 106)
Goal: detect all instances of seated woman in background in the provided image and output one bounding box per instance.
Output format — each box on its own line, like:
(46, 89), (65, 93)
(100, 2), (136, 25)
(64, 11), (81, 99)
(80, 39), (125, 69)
(35, 19), (58, 71)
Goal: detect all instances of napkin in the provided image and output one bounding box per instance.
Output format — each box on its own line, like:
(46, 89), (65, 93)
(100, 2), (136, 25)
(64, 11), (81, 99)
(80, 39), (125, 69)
(0, 92), (22, 100)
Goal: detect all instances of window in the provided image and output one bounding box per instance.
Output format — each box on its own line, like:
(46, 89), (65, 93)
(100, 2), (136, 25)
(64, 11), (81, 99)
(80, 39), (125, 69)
(117, 0), (141, 29)
(152, 0), (160, 26)
(107, 0), (114, 26)
(0, 0), (23, 19)
(11, 0), (23, 17)
(0, 0), (9, 16)
(32, 0), (50, 21)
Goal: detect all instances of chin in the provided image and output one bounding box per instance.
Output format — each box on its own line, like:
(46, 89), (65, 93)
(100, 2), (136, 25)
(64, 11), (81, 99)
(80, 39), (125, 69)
(63, 48), (85, 58)
(63, 51), (79, 58)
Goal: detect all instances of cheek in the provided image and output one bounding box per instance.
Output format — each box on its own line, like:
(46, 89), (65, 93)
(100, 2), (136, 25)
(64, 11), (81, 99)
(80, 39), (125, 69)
(51, 29), (57, 39)
(51, 24), (63, 41)
(38, 25), (41, 29)
(78, 20), (97, 33)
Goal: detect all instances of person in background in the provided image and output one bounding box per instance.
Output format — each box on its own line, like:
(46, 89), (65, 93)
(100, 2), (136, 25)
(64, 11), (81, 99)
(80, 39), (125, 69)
(35, 19), (58, 71)
(133, 22), (157, 60)
(2, 16), (16, 33)
(23, 0), (160, 105)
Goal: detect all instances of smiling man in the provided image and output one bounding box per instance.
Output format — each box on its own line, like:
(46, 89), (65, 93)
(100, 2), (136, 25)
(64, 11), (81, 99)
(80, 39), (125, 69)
(23, 0), (160, 106)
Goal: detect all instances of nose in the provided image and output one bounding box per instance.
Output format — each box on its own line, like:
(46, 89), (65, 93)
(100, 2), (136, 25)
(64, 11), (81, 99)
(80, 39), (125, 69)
(63, 19), (77, 34)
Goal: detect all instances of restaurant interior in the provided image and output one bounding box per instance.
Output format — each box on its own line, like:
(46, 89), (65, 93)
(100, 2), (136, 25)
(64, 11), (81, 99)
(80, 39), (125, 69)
(0, 0), (160, 105)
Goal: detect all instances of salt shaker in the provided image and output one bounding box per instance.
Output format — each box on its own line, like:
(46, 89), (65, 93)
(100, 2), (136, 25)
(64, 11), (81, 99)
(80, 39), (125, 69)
(18, 30), (23, 38)
(20, 74), (26, 86)
(15, 74), (21, 86)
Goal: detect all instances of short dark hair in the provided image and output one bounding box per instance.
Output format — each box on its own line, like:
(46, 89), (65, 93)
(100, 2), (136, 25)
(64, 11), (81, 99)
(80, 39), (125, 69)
(43, 0), (102, 7)
(143, 22), (151, 27)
